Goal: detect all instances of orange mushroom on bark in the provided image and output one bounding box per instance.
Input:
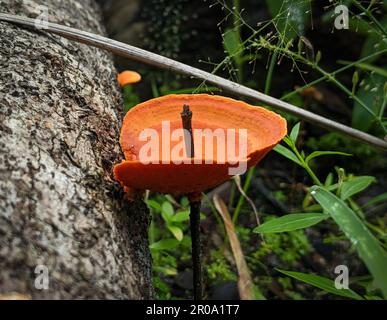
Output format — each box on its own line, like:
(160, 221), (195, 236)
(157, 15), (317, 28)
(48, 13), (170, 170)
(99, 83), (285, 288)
(114, 94), (287, 299)
(117, 70), (141, 87)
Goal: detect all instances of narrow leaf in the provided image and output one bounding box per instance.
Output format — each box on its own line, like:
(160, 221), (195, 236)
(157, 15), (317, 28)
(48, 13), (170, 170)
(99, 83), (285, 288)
(305, 151), (351, 164)
(274, 144), (302, 166)
(363, 192), (387, 208)
(172, 210), (190, 222)
(310, 186), (387, 298)
(352, 71), (386, 132)
(290, 122), (301, 143)
(353, 62), (387, 78)
(223, 28), (243, 64)
(277, 269), (363, 300)
(341, 176), (376, 200)
(167, 225), (183, 241)
(149, 239), (179, 251)
(254, 213), (328, 234)
(146, 199), (161, 211)
(161, 201), (174, 216)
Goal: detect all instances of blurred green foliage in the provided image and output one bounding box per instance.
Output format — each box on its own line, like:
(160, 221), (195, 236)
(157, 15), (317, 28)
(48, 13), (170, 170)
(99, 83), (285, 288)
(118, 0), (387, 300)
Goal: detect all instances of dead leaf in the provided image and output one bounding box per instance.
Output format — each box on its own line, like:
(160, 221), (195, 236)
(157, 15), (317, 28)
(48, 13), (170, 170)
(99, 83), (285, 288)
(213, 194), (257, 300)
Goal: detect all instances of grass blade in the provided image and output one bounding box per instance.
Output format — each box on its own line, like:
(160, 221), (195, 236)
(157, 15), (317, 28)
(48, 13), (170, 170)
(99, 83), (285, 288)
(254, 213), (328, 234)
(305, 151), (351, 164)
(341, 176), (376, 200)
(310, 186), (387, 298)
(274, 144), (302, 166)
(277, 269), (363, 300)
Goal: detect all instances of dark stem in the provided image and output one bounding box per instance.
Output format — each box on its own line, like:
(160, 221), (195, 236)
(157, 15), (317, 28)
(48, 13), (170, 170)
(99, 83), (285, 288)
(181, 106), (202, 299)
(180, 104), (195, 158)
(189, 200), (202, 300)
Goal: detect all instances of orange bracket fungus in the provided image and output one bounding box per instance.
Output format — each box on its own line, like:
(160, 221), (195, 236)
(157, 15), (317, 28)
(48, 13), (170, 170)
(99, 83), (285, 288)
(114, 94), (287, 299)
(117, 70), (142, 87)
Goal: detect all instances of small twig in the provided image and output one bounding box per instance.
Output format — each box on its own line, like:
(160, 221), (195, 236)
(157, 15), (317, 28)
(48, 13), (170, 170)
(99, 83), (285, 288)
(233, 175), (260, 227)
(233, 176), (264, 242)
(180, 105), (195, 157)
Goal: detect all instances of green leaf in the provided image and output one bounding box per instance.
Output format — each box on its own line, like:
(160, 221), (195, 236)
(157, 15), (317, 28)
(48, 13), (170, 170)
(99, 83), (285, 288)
(339, 61), (387, 78)
(352, 71), (359, 95)
(310, 186), (387, 298)
(149, 239), (180, 251)
(253, 284), (267, 300)
(223, 28), (243, 64)
(146, 199), (161, 211)
(160, 201), (175, 223)
(172, 210), (190, 222)
(304, 204), (322, 212)
(254, 213), (328, 234)
(305, 151), (352, 164)
(181, 235), (192, 248)
(155, 266), (177, 276)
(324, 172), (334, 187)
(315, 50), (321, 64)
(180, 197), (189, 207)
(162, 201), (174, 216)
(363, 192), (387, 208)
(122, 85), (140, 113)
(266, 0), (309, 41)
(361, 17), (387, 64)
(352, 71), (386, 132)
(282, 136), (294, 148)
(341, 176), (376, 200)
(167, 225), (183, 241)
(274, 144), (302, 166)
(289, 122), (301, 143)
(277, 269), (363, 300)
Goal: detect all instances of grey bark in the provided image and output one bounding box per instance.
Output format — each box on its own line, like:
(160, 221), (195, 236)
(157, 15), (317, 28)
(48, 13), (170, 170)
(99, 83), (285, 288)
(0, 0), (152, 299)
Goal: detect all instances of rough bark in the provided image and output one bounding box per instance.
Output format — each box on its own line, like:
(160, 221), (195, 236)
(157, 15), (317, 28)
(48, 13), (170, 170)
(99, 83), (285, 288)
(0, 0), (153, 299)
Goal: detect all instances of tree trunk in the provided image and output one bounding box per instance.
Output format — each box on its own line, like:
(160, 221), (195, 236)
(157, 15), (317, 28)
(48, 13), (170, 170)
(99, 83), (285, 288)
(0, 0), (153, 299)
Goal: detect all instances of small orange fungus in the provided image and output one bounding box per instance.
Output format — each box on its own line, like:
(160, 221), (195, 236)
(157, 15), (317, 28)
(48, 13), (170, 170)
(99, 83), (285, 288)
(117, 70), (141, 87)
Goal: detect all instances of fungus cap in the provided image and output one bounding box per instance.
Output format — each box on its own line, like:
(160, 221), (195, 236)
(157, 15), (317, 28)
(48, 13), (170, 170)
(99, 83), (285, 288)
(117, 70), (141, 87)
(114, 94), (287, 194)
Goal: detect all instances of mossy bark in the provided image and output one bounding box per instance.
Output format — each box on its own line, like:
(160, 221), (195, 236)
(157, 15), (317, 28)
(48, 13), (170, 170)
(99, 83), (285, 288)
(0, 0), (153, 299)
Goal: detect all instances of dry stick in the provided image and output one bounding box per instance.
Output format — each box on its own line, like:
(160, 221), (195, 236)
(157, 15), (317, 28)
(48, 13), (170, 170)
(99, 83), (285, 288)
(1, 13), (386, 151)
(181, 105), (195, 158)
(181, 105), (202, 300)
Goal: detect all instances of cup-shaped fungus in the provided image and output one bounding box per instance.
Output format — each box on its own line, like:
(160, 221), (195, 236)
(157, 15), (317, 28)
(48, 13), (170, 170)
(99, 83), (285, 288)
(114, 93), (286, 300)
(114, 94), (287, 196)
(117, 70), (142, 87)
